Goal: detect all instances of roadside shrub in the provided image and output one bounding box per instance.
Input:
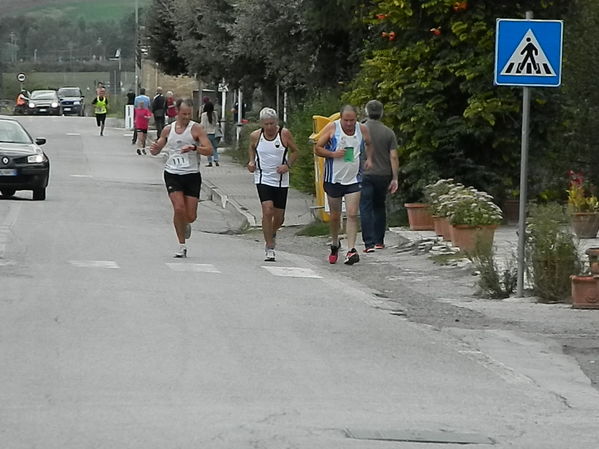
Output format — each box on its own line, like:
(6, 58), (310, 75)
(526, 203), (582, 302)
(471, 249), (517, 299)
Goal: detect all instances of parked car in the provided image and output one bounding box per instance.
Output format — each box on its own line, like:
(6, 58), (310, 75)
(0, 115), (49, 200)
(57, 87), (85, 116)
(28, 90), (62, 116)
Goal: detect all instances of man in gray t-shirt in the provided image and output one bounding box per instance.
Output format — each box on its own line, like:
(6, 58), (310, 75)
(360, 100), (399, 251)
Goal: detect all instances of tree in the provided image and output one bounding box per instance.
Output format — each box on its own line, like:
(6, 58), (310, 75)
(345, 0), (570, 202)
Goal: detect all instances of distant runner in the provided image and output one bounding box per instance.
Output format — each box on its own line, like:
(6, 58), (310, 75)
(149, 98), (213, 258)
(91, 87), (108, 136)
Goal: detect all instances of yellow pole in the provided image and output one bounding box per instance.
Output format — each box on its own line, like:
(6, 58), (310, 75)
(309, 113), (340, 222)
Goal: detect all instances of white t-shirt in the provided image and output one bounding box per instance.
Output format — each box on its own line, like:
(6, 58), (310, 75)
(323, 120), (363, 185)
(163, 121), (200, 175)
(253, 128), (289, 188)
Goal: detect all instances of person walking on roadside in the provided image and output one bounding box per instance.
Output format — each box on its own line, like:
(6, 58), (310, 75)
(149, 98), (213, 258)
(134, 102), (152, 155)
(247, 107), (299, 262)
(126, 88), (135, 106)
(91, 87), (108, 136)
(315, 105), (373, 265)
(152, 86), (166, 139)
(166, 91), (177, 124)
(132, 88), (151, 144)
(360, 100), (399, 253)
(200, 101), (221, 167)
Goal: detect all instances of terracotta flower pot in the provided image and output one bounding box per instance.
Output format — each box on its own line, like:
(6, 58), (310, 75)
(570, 275), (599, 309)
(570, 212), (599, 239)
(585, 247), (599, 275)
(404, 203), (434, 231)
(450, 224), (497, 254)
(432, 216), (444, 237)
(440, 217), (452, 241)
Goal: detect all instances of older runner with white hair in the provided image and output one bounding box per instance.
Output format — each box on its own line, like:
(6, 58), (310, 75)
(247, 107), (299, 261)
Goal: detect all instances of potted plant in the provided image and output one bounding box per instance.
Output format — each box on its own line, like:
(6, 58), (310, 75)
(571, 247), (599, 309)
(446, 187), (503, 254)
(424, 179), (456, 238)
(567, 170), (599, 238)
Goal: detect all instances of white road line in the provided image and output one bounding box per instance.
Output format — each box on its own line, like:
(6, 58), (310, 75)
(66, 133), (81, 136)
(166, 263), (221, 273)
(69, 260), (120, 269)
(262, 266), (322, 279)
(70, 174), (93, 178)
(0, 203), (21, 259)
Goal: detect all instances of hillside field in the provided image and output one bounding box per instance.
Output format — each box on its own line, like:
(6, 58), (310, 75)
(0, 0), (150, 21)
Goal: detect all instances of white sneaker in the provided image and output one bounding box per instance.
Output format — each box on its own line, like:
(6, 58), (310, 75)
(174, 245), (187, 258)
(264, 248), (275, 262)
(185, 223), (192, 239)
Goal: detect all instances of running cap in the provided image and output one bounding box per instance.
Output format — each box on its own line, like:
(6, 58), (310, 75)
(259, 107), (278, 120)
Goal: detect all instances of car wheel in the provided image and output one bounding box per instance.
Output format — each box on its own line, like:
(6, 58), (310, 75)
(32, 188), (46, 201)
(1, 188), (16, 197)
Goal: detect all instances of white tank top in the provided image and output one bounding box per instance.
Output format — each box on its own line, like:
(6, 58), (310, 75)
(324, 120), (363, 185)
(254, 128), (289, 187)
(164, 121), (200, 175)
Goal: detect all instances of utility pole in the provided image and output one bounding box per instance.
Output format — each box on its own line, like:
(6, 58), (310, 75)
(135, 0), (139, 95)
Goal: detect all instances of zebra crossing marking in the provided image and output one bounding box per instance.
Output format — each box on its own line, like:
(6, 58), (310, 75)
(500, 30), (556, 77)
(261, 266), (322, 279)
(166, 263), (221, 273)
(69, 260), (120, 269)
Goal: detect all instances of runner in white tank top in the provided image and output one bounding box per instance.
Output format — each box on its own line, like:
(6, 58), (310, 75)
(315, 105), (373, 266)
(150, 98), (213, 258)
(248, 107), (299, 261)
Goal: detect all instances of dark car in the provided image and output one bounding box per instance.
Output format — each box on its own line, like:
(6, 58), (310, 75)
(28, 90), (62, 116)
(57, 87), (85, 116)
(0, 116), (49, 200)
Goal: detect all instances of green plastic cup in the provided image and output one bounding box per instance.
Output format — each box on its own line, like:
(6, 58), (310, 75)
(343, 146), (354, 162)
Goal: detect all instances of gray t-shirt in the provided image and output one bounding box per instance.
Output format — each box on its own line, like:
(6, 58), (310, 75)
(364, 119), (398, 177)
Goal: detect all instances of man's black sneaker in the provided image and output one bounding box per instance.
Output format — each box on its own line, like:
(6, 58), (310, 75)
(344, 248), (360, 265)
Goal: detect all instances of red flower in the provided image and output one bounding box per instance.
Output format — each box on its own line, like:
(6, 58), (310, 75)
(376, 13), (388, 20)
(388, 31), (396, 41)
(430, 27), (442, 36)
(453, 1), (468, 12)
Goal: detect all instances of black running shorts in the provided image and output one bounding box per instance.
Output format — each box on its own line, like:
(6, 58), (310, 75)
(95, 113), (107, 126)
(164, 171), (202, 198)
(256, 183), (288, 209)
(323, 182), (361, 198)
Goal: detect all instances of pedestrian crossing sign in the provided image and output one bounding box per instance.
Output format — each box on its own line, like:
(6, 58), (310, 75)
(495, 19), (563, 87)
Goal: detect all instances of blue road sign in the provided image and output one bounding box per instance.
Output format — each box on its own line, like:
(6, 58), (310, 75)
(495, 19), (563, 87)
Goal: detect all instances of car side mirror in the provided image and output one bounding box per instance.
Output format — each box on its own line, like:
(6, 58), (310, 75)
(35, 138), (46, 145)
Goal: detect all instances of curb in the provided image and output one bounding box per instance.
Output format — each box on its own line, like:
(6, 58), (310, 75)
(200, 180), (257, 232)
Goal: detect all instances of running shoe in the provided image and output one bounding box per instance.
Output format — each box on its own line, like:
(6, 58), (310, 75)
(265, 248), (276, 262)
(136, 148), (141, 155)
(363, 247), (375, 253)
(142, 148), (147, 155)
(174, 245), (187, 258)
(329, 243), (340, 264)
(215, 161), (220, 167)
(374, 243), (385, 250)
(344, 248), (360, 265)
(206, 163), (213, 167)
(185, 223), (192, 239)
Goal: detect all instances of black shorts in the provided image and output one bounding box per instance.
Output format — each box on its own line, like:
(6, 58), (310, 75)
(256, 184), (288, 209)
(323, 182), (361, 198)
(164, 171), (202, 198)
(95, 113), (107, 126)
(135, 128), (148, 134)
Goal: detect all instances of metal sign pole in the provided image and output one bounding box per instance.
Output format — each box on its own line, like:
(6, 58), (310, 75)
(516, 10), (533, 297)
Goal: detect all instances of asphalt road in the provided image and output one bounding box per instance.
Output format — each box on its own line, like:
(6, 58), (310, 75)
(1, 116), (599, 448)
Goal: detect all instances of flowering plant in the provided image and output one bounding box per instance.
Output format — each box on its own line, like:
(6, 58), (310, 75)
(424, 178), (456, 216)
(567, 170), (599, 213)
(441, 186), (503, 226)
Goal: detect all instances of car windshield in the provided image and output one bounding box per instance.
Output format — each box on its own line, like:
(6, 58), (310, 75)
(58, 88), (81, 97)
(31, 91), (56, 100)
(0, 120), (32, 144)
